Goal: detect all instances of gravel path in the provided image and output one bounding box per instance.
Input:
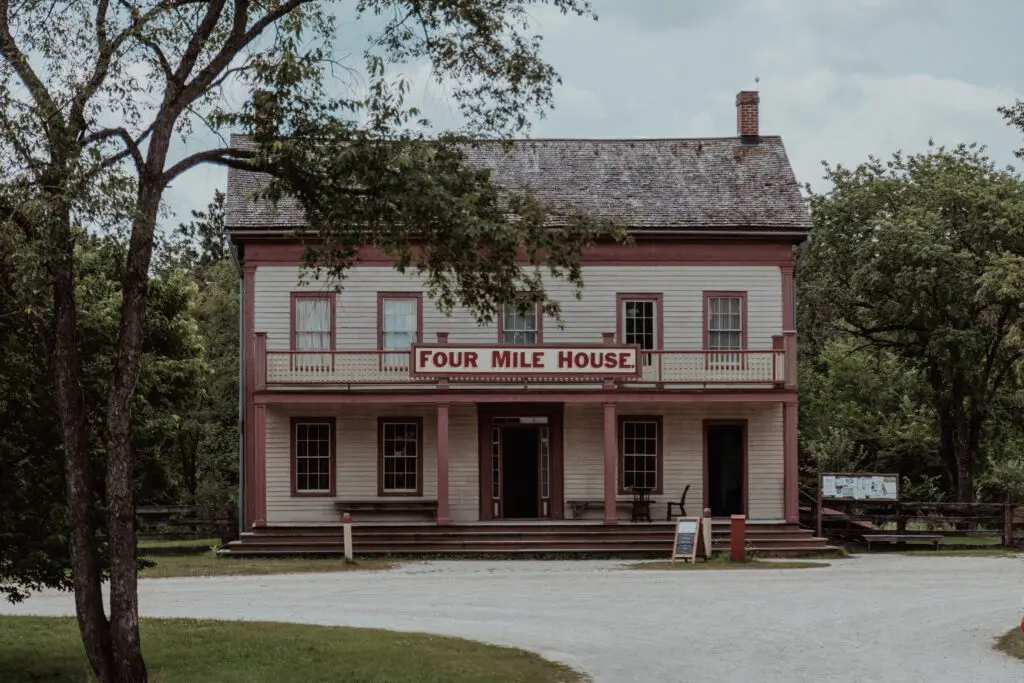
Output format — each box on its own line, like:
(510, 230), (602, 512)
(3, 554), (1022, 682)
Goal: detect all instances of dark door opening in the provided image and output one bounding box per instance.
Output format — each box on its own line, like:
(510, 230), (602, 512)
(707, 424), (745, 517)
(500, 427), (539, 519)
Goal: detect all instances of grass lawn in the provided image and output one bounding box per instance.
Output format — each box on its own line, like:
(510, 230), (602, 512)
(626, 555), (829, 570)
(0, 616), (585, 683)
(139, 552), (396, 578)
(995, 627), (1024, 661)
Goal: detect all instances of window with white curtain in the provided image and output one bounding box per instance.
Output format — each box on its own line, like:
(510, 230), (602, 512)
(294, 296), (332, 350)
(293, 295), (332, 370)
(381, 296), (419, 366)
(501, 304), (539, 344)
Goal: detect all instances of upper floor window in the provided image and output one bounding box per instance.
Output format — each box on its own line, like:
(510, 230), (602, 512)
(500, 304), (541, 344)
(705, 293), (746, 351)
(379, 293), (421, 366)
(291, 293), (334, 351)
(618, 294), (662, 366)
(291, 418), (335, 496)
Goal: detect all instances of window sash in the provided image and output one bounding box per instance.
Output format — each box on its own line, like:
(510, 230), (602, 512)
(621, 420), (658, 490)
(381, 421), (419, 492)
(502, 304), (538, 345)
(295, 421), (332, 493)
(294, 297), (332, 351)
(707, 296), (743, 368)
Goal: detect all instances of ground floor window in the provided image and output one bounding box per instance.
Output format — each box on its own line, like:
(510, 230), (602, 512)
(618, 416), (663, 493)
(378, 418), (423, 495)
(291, 417), (335, 496)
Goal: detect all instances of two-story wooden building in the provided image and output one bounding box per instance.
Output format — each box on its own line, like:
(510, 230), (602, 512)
(224, 91), (828, 555)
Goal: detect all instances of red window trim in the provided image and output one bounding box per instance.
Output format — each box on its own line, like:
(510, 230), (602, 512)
(617, 415), (664, 495)
(377, 416), (425, 497)
(290, 417), (337, 497)
(289, 291), (337, 350)
(615, 293), (664, 349)
(377, 292), (424, 350)
(702, 291), (748, 351)
(497, 302), (544, 344)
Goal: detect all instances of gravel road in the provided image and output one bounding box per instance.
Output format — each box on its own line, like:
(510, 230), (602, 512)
(3, 554), (1022, 682)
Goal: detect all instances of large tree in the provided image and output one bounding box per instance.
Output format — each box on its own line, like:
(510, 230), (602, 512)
(0, 2), (615, 681)
(801, 144), (1024, 502)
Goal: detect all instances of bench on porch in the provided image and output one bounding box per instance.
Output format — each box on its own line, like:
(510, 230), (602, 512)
(862, 533), (942, 551)
(335, 500), (438, 521)
(567, 500), (641, 520)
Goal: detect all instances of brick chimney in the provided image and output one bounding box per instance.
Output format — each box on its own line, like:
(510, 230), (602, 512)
(736, 90), (760, 142)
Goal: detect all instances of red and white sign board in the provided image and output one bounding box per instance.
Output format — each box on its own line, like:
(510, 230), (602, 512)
(411, 345), (642, 377)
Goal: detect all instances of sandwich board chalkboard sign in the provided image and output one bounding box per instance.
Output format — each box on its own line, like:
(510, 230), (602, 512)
(671, 516), (708, 564)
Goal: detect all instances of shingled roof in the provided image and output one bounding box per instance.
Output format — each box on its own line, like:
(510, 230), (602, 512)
(225, 135), (811, 234)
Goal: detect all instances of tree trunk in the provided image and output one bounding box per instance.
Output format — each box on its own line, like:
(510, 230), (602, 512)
(48, 199), (113, 682)
(952, 406), (975, 503)
(103, 187), (167, 683)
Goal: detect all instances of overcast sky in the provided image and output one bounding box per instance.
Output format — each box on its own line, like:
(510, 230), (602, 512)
(166, 0), (1024, 225)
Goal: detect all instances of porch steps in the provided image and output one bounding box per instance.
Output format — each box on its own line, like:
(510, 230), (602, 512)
(224, 522), (838, 558)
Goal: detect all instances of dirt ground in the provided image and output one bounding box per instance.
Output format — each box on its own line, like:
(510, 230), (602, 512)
(3, 554), (1022, 682)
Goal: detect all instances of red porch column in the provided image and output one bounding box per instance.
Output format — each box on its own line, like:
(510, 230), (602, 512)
(253, 403), (267, 528)
(603, 402), (617, 524)
(437, 402), (452, 525)
(783, 400), (799, 523)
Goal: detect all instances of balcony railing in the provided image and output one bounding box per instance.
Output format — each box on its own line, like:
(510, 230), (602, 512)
(255, 334), (795, 390)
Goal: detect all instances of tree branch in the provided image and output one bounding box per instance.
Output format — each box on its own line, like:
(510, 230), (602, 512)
(0, 0), (63, 136)
(160, 146), (256, 184)
(81, 126), (145, 173)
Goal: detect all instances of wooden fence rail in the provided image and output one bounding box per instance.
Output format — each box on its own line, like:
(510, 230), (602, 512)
(135, 505), (237, 545)
(799, 496), (1023, 548)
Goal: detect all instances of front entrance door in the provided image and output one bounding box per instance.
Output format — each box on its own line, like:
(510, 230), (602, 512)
(706, 423), (746, 517)
(500, 427), (540, 518)
(478, 404), (563, 521)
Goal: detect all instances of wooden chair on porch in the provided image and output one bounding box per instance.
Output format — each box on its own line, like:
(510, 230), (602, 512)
(666, 484), (690, 521)
(630, 487), (652, 523)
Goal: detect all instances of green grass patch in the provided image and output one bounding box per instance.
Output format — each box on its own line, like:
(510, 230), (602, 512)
(139, 552), (396, 578)
(995, 628), (1024, 661)
(940, 535), (1002, 547)
(0, 616), (585, 683)
(138, 537), (221, 549)
(625, 554), (829, 570)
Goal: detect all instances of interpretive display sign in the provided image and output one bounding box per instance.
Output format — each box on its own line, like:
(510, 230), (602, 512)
(410, 345), (642, 378)
(820, 473), (899, 502)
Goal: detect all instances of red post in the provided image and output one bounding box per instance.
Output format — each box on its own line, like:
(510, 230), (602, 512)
(783, 401), (799, 523)
(603, 402), (617, 524)
(436, 403), (451, 525)
(254, 332), (267, 391)
(252, 404), (267, 528)
(730, 514), (746, 562)
(783, 331), (797, 389)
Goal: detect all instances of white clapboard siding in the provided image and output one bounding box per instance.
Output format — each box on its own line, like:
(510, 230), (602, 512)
(253, 265), (782, 350)
(265, 404), (478, 524)
(562, 403), (784, 522)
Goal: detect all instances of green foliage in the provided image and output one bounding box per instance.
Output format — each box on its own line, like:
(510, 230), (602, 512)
(800, 144), (1024, 501)
(0, 231), (210, 602)
(799, 338), (940, 494)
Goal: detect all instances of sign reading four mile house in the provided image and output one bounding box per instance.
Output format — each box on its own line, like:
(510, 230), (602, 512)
(411, 344), (642, 378)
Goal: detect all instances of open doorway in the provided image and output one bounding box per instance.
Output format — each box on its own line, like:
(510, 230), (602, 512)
(706, 422), (746, 517)
(500, 427), (540, 518)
